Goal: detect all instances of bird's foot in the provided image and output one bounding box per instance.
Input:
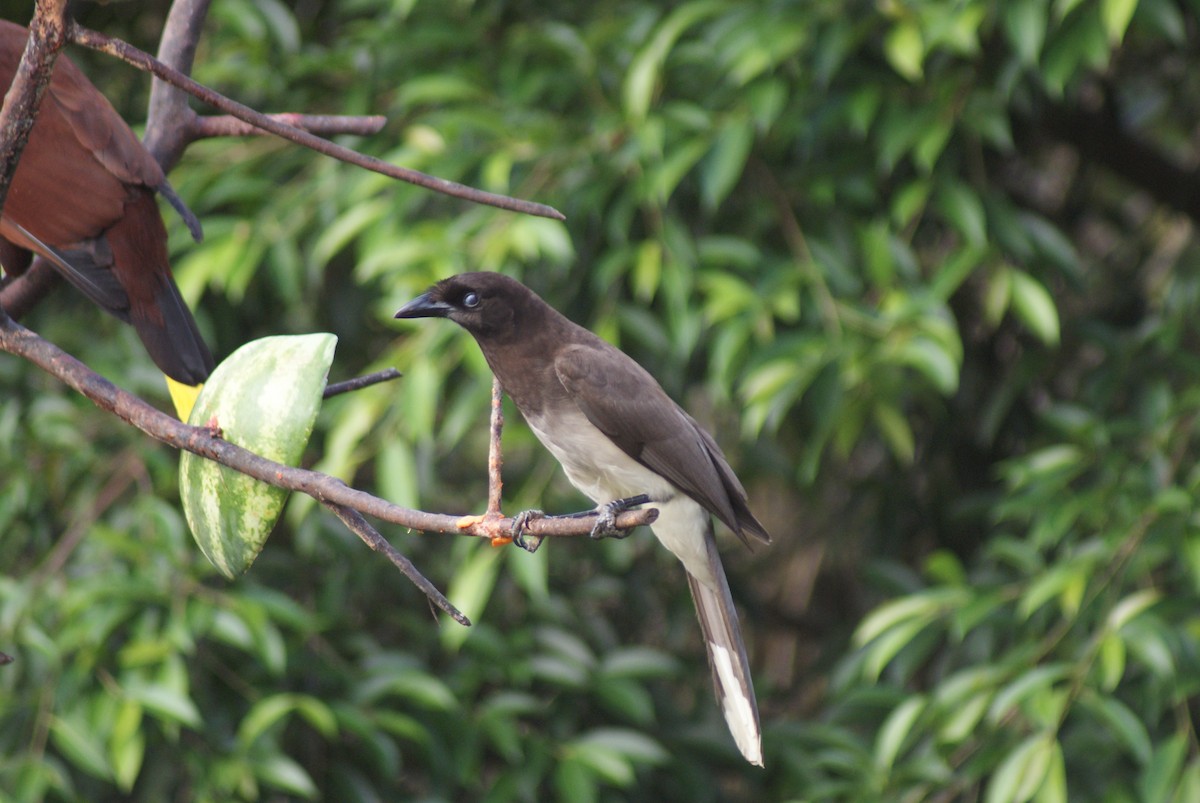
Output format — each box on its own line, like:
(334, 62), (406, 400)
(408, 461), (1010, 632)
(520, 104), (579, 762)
(589, 495), (651, 540)
(510, 509), (546, 553)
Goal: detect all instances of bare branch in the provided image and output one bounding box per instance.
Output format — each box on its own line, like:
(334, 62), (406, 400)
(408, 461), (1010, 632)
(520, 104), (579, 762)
(68, 23), (566, 221)
(143, 0), (211, 170)
(323, 368), (403, 399)
(191, 113), (388, 140)
(325, 502), (469, 626)
(0, 313), (657, 542)
(0, 260), (60, 319)
(487, 376), (505, 517)
(0, 0), (68, 211)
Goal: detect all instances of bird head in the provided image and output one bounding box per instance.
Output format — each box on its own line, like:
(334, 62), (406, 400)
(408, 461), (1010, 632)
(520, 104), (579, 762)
(394, 272), (532, 341)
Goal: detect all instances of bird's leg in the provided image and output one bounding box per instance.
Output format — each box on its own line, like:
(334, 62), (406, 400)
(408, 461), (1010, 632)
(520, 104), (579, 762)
(588, 494), (652, 540)
(510, 509), (546, 553)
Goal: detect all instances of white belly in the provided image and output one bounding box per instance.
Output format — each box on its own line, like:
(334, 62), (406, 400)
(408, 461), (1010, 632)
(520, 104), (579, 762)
(526, 407), (718, 589)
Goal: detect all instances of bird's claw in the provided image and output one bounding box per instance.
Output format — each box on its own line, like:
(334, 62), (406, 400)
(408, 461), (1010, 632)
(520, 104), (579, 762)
(511, 509), (546, 553)
(588, 496), (649, 540)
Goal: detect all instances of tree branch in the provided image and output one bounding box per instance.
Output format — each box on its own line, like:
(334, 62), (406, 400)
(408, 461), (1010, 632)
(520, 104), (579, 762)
(0, 0), (68, 211)
(142, 0), (210, 170)
(323, 368), (403, 399)
(189, 113), (387, 140)
(0, 259), (60, 319)
(0, 314), (658, 588)
(488, 376), (505, 517)
(68, 22), (565, 221)
(324, 502), (469, 626)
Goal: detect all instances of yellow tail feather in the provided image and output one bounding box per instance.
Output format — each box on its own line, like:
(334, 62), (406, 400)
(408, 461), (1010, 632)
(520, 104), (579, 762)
(166, 376), (203, 421)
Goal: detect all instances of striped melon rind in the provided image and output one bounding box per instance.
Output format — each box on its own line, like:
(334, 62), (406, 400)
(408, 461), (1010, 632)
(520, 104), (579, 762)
(180, 334), (337, 578)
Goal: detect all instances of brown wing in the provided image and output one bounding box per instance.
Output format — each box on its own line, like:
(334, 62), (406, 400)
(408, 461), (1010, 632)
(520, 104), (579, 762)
(0, 20), (159, 247)
(0, 21), (213, 384)
(554, 341), (769, 545)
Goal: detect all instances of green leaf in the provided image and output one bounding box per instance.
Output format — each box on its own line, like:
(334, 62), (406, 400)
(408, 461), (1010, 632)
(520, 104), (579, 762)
(358, 671), (457, 711)
(555, 756), (598, 803)
(254, 753), (318, 799)
(1101, 0), (1138, 43)
(938, 181), (987, 246)
(1009, 271), (1060, 345)
(237, 694), (337, 748)
(572, 728), (670, 766)
(1079, 692), (1151, 765)
(1096, 631), (1126, 691)
(855, 589), (966, 646)
(1017, 563), (1085, 619)
(1005, 0), (1047, 65)
(873, 402), (915, 464)
(49, 714), (111, 781)
(1033, 737), (1067, 803)
(1139, 732), (1187, 803)
(623, 1), (725, 119)
(313, 199), (388, 267)
(1107, 588), (1161, 631)
(987, 665), (1071, 725)
(125, 683), (203, 729)
(595, 677), (655, 726)
(861, 618), (931, 681)
(896, 335), (960, 395)
(986, 731), (1057, 803)
(442, 543), (502, 650)
(874, 695), (925, 772)
(1178, 760), (1200, 803)
(702, 114), (754, 209)
(599, 647), (679, 678)
(884, 20), (924, 80)
(109, 701), (144, 792)
(505, 537), (550, 603)
(180, 334), (337, 578)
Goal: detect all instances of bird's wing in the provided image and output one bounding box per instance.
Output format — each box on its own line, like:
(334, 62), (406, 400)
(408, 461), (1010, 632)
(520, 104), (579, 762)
(553, 341), (749, 536)
(2, 221), (128, 316)
(46, 55), (166, 191)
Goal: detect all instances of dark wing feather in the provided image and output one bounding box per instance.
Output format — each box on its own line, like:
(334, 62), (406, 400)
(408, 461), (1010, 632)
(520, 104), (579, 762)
(4, 222), (128, 315)
(553, 341), (767, 544)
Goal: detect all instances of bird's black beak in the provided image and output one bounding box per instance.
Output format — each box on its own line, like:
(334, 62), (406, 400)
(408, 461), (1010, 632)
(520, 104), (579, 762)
(395, 292), (453, 319)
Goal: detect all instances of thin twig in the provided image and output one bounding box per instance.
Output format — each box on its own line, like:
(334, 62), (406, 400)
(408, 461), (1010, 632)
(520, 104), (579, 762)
(323, 368), (402, 399)
(324, 502), (469, 626)
(0, 260), (60, 319)
(190, 113), (387, 140)
(487, 376), (504, 516)
(68, 23), (566, 221)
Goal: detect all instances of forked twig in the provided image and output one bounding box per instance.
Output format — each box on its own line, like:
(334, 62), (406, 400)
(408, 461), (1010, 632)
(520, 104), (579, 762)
(68, 23), (565, 221)
(325, 503), (469, 625)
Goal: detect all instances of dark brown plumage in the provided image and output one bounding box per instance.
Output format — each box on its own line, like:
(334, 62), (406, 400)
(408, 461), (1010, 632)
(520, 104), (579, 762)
(396, 271), (769, 764)
(0, 20), (213, 385)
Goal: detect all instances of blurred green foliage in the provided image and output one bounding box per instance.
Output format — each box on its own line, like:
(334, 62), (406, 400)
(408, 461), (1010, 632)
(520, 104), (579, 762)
(4, 0), (1200, 800)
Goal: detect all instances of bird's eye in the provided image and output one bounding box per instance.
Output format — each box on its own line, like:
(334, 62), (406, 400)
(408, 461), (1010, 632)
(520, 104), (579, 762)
(462, 291), (480, 308)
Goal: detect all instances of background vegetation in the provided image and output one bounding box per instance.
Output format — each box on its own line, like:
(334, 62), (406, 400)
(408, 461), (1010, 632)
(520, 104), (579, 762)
(3, 0), (1199, 800)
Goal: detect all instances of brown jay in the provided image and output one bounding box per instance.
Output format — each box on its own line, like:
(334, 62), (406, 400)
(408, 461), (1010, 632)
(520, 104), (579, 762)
(0, 20), (213, 387)
(396, 271), (770, 765)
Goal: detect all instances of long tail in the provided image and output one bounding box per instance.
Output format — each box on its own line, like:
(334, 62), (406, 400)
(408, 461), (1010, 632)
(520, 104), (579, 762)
(107, 192), (215, 386)
(686, 537), (763, 766)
